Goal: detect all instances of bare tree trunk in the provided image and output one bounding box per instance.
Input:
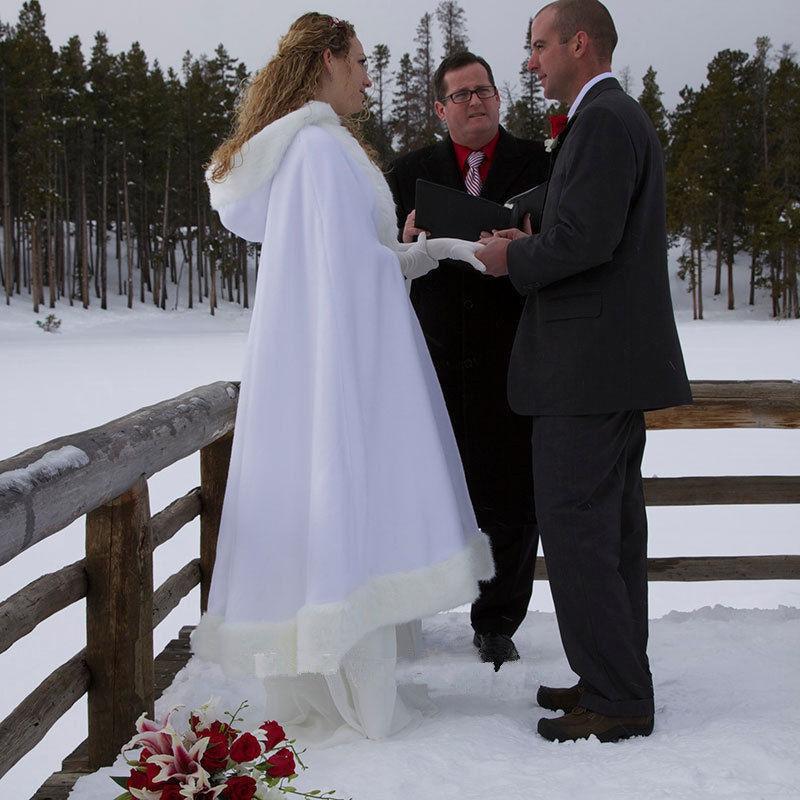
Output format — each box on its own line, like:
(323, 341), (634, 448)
(197, 188), (205, 302)
(47, 198), (57, 308)
(115, 176), (122, 295)
(714, 201), (722, 296)
(208, 218), (217, 316)
(241, 241), (249, 310)
(749, 236), (757, 307)
(123, 149), (133, 309)
(140, 169), (151, 303)
(31, 219), (41, 313)
(2, 89), (11, 306)
(80, 160), (90, 309)
(160, 149), (171, 310)
(696, 231), (704, 320)
(187, 224), (193, 311)
(100, 136), (108, 310)
(63, 147), (73, 305)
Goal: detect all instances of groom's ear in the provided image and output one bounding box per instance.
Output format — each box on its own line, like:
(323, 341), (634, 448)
(572, 30), (591, 59)
(434, 100), (447, 122)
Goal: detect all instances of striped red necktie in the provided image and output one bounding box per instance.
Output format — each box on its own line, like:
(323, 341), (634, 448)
(465, 150), (485, 196)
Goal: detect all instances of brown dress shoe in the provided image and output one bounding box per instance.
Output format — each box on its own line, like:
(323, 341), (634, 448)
(537, 706), (654, 743)
(536, 683), (583, 713)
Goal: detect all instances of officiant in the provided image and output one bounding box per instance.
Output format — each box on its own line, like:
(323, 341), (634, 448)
(386, 52), (548, 669)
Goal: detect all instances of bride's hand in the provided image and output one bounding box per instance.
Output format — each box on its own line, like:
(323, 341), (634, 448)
(424, 237), (486, 273)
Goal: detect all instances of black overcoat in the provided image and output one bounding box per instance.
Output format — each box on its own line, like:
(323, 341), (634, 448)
(506, 79), (692, 415)
(387, 129), (549, 527)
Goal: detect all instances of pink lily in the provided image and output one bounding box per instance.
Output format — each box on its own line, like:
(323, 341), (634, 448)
(179, 776), (227, 798)
(123, 708), (180, 756)
(147, 734), (210, 787)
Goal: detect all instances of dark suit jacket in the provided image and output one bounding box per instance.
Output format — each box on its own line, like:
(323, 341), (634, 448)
(386, 129), (548, 527)
(506, 78), (692, 416)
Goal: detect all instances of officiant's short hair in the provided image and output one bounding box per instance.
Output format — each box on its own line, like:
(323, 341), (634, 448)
(537, 0), (618, 62)
(433, 52), (496, 101)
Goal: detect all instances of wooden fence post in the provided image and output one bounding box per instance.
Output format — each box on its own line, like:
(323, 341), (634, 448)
(85, 475), (153, 768)
(200, 432), (233, 613)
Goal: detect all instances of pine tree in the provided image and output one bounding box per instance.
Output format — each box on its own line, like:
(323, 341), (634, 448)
(12, 1), (55, 311)
(697, 49), (752, 309)
(391, 52), (423, 155)
(638, 66), (668, 150)
(436, 1), (469, 58)
(412, 13), (439, 146)
(371, 43), (391, 137)
(505, 17), (546, 139)
(667, 86), (712, 319)
(759, 53), (800, 317)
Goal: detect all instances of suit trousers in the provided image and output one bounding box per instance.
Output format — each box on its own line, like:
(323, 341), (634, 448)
(532, 410), (654, 718)
(470, 520), (538, 637)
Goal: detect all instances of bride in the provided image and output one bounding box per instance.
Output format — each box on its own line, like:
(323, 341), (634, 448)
(191, 12), (493, 741)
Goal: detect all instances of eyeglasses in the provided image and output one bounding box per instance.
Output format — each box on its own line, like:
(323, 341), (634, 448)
(442, 85), (498, 104)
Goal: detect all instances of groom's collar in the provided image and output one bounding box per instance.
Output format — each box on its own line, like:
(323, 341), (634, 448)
(568, 72), (618, 120)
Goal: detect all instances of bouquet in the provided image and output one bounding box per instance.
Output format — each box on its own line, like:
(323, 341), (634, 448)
(111, 701), (349, 800)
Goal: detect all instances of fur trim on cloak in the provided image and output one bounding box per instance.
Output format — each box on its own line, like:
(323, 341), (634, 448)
(206, 100), (400, 251)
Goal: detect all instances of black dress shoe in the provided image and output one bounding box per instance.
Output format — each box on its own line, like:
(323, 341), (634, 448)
(536, 683), (583, 713)
(473, 632), (520, 671)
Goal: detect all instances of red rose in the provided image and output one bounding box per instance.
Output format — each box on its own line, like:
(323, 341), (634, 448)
(127, 763), (165, 792)
(266, 747), (295, 778)
(259, 720), (286, 751)
(223, 775), (257, 800)
(549, 113), (568, 139)
(229, 732), (261, 763)
(127, 767), (148, 791)
(160, 786), (183, 800)
(199, 729), (230, 772)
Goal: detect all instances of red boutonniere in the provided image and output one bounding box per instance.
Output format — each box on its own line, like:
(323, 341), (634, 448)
(545, 114), (569, 152)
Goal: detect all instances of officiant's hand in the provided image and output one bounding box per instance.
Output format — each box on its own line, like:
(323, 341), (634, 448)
(402, 209), (429, 243)
(479, 227), (529, 243)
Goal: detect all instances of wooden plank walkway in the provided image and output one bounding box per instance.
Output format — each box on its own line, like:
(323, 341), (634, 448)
(31, 626), (195, 800)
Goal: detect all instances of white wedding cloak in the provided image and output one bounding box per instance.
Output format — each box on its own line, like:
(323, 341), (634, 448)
(191, 101), (493, 683)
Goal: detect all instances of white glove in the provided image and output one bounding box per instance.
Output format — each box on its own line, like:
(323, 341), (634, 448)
(395, 232), (438, 280)
(424, 236), (486, 273)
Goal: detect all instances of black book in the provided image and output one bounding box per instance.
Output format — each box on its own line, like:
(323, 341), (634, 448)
(505, 181), (548, 232)
(414, 178), (548, 240)
(414, 179), (511, 241)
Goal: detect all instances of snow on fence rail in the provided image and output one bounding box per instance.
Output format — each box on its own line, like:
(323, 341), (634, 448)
(0, 380), (798, 798)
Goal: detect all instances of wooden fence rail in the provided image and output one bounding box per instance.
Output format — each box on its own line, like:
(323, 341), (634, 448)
(0, 379), (796, 798)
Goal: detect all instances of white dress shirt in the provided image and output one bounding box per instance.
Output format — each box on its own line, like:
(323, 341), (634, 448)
(568, 71), (616, 120)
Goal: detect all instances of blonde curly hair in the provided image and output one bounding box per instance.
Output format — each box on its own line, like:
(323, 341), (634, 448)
(209, 12), (372, 182)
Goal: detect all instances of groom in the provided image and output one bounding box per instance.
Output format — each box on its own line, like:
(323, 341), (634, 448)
(478, 0), (692, 742)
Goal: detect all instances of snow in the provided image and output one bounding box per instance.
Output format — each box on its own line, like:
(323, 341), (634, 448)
(0, 251), (799, 799)
(66, 606), (800, 800)
(0, 445), (89, 494)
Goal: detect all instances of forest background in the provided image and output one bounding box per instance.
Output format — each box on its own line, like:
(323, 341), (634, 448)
(0, 0), (798, 322)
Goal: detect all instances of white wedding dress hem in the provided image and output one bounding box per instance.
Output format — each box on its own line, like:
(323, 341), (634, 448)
(192, 533), (492, 677)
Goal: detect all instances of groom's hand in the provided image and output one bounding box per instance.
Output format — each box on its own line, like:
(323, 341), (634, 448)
(476, 236), (512, 277)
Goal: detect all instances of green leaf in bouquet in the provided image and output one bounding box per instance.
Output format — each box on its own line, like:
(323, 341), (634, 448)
(111, 776), (131, 789)
(112, 792), (133, 800)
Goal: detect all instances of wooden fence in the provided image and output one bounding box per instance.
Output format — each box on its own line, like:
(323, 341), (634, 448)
(0, 379), (798, 798)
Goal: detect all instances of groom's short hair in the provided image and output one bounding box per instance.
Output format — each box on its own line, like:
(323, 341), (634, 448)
(537, 0), (618, 63)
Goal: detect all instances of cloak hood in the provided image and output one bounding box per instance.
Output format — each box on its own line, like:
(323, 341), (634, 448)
(206, 100), (399, 247)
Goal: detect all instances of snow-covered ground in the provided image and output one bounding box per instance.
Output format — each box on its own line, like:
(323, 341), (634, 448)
(1, 254), (799, 799)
